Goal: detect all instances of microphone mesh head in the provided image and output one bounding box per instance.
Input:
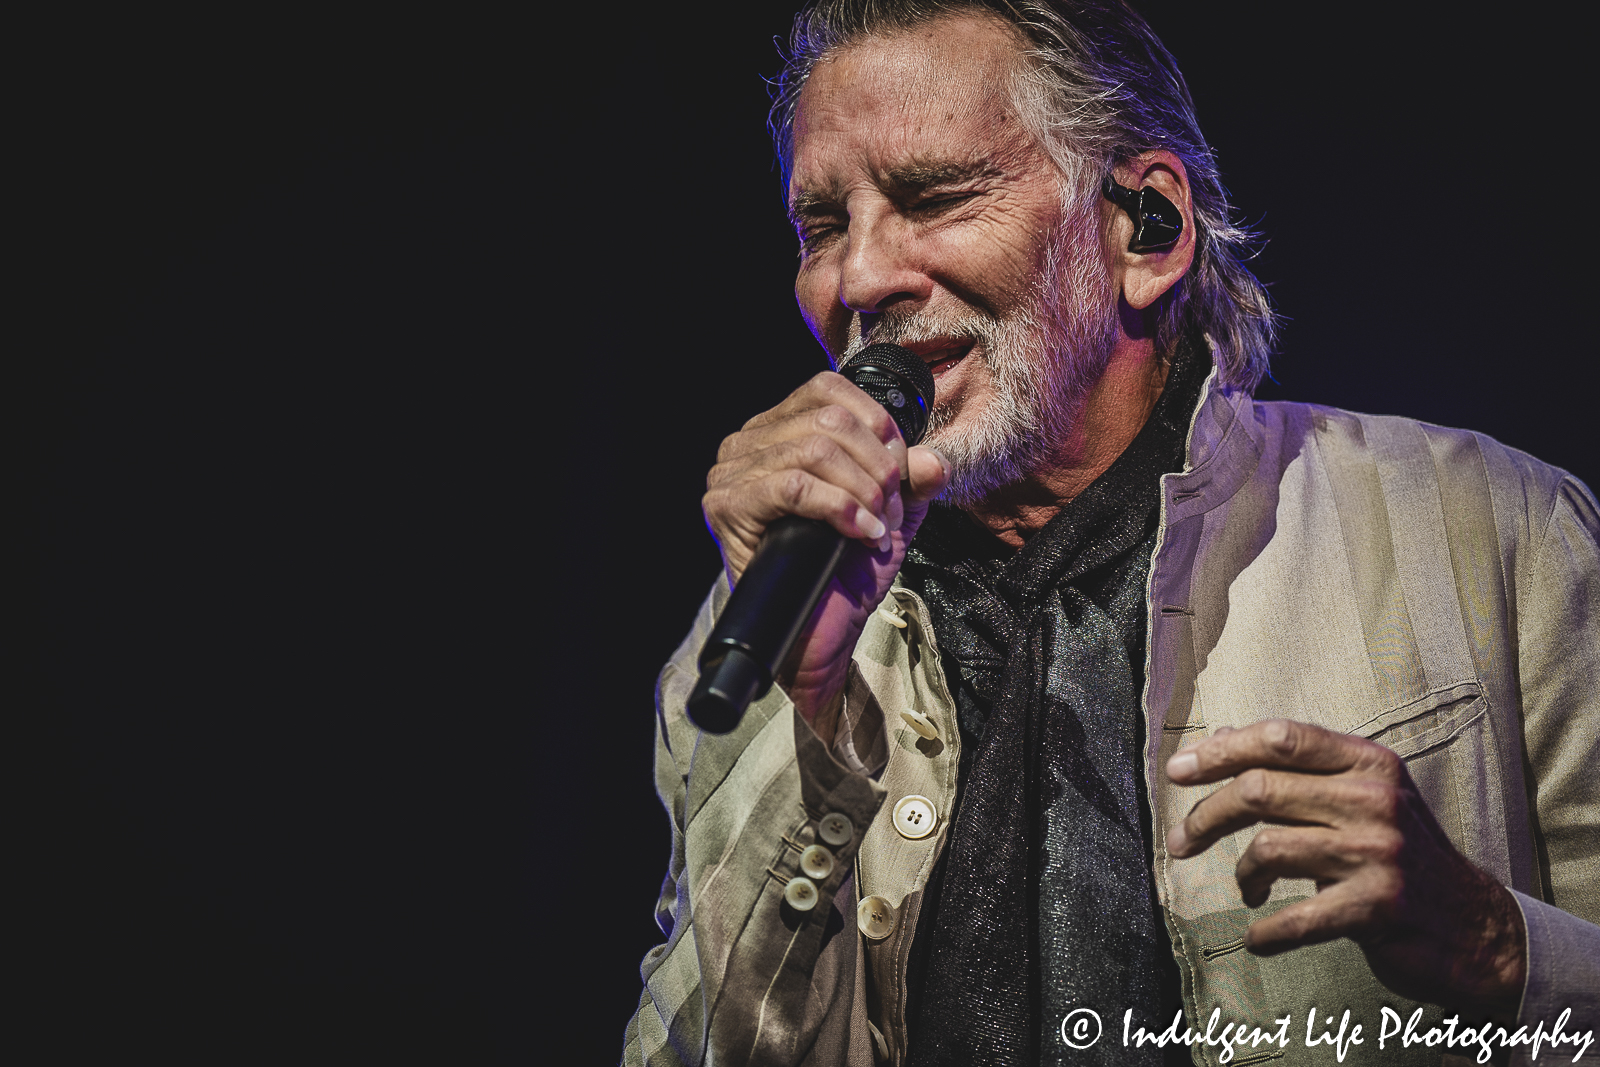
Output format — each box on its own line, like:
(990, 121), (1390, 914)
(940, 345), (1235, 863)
(839, 343), (937, 446)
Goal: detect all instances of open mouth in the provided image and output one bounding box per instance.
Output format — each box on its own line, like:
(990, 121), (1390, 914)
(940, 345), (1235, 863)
(897, 340), (974, 381)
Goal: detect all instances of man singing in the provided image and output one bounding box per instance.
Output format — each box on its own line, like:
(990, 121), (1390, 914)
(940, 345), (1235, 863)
(625, 2), (1599, 1064)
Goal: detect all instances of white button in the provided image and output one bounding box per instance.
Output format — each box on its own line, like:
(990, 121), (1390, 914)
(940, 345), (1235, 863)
(818, 812), (853, 847)
(783, 876), (819, 911)
(899, 708), (938, 740)
(800, 844), (835, 881)
(857, 894), (898, 940)
(892, 795), (938, 840)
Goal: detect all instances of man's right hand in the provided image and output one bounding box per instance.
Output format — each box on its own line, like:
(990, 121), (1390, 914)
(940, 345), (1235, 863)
(702, 370), (950, 745)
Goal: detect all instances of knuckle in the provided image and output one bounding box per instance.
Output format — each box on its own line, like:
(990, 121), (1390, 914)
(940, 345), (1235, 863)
(814, 403), (855, 435)
(795, 372), (840, 406)
(1253, 828), (1285, 863)
(702, 485), (737, 524)
(799, 433), (841, 467)
(707, 453), (746, 490)
(1367, 826), (1406, 865)
(780, 469), (811, 510)
(1357, 781), (1401, 823)
(814, 369), (849, 393)
(1346, 736), (1404, 784)
(1371, 867), (1405, 909)
(1238, 768), (1274, 808)
(878, 446), (904, 483)
(1359, 894), (1393, 931)
(1262, 718), (1298, 758)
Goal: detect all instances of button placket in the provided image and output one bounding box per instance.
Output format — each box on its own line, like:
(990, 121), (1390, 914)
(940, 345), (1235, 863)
(856, 586), (958, 1060)
(772, 809), (858, 917)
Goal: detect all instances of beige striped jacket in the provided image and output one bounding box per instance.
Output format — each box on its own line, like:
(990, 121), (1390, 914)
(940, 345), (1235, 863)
(623, 373), (1600, 1066)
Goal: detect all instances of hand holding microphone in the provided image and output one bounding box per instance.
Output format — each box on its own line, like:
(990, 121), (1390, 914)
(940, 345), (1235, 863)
(691, 345), (947, 738)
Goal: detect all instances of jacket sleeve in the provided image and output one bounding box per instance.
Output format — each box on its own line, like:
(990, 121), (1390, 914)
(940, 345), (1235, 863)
(623, 575), (886, 1066)
(1510, 473), (1600, 1035)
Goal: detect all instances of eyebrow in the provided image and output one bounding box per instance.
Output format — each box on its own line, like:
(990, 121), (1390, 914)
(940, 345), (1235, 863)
(788, 158), (1005, 225)
(883, 159), (1003, 192)
(788, 191), (840, 227)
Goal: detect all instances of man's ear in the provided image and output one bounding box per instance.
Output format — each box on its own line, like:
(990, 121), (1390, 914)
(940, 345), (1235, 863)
(1105, 151), (1196, 311)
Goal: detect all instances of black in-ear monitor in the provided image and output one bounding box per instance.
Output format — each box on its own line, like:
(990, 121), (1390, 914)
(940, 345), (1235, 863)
(1102, 176), (1183, 253)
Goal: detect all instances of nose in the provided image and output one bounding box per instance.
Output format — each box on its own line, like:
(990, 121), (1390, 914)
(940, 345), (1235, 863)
(837, 210), (931, 315)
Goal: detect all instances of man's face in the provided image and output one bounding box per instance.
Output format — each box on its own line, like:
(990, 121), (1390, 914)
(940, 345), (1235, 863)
(788, 14), (1119, 505)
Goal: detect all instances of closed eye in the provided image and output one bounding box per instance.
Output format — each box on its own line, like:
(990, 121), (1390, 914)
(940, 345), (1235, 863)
(909, 191), (980, 212)
(791, 186), (985, 256)
(797, 221), (844, 256)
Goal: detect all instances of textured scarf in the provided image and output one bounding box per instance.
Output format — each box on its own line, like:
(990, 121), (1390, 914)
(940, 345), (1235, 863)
(898, 346), (1205, 1066)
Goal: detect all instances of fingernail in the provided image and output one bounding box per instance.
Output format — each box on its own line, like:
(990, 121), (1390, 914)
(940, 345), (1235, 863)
(1168, 751), (1198, 780)
(878, 534), (892, 553)
(857, 509), (886, 539)
(1166, 825), (1188, 856)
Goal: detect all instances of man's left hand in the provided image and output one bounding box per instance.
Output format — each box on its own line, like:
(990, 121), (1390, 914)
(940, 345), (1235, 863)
(1165, 719), (1526, 1020)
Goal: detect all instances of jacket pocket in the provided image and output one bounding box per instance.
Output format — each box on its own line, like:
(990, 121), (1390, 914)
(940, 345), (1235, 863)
(1345, 680), (1487, 759)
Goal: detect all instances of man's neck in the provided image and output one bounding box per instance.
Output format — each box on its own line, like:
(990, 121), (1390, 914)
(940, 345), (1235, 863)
(963, 340), (1170, 549)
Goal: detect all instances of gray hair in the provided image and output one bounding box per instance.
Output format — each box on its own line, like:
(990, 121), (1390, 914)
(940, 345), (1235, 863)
(770, 0), (1280, 392)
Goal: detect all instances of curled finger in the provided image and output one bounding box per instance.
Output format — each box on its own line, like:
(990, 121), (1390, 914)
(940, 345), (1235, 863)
(1244, 872), (1394, 956)
(1166, 718), (1391, 786)
(1234, 825), (1388, 907)
(1167, 770), (1401, 858)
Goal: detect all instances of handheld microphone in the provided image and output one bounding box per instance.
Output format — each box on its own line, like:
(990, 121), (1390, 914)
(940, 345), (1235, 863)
(685, 344), (937, 734)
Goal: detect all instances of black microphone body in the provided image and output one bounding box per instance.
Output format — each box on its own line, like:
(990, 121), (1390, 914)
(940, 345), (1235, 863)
(686, 345), (937, 734)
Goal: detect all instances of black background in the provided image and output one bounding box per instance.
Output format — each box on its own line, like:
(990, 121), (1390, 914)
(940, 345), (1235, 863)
(13, 4), (1590, 1063)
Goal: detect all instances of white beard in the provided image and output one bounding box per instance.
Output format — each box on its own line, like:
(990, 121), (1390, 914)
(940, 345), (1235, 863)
(842, 201), (1120, 509)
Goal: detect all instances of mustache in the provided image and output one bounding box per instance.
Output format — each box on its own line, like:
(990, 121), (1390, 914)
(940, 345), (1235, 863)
(841, 308), (1001, 364)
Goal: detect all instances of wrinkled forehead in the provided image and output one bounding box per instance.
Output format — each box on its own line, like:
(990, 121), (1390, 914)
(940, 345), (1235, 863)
(788, 15), (1034, 197)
